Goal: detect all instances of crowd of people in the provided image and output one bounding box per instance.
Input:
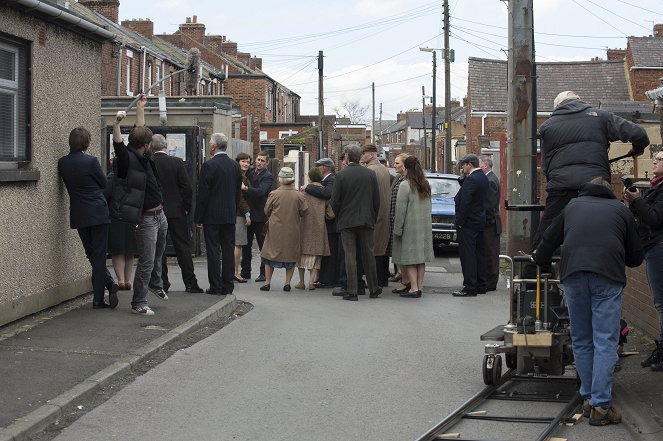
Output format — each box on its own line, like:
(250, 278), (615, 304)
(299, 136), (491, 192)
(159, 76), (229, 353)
(59, 90), (663, 425)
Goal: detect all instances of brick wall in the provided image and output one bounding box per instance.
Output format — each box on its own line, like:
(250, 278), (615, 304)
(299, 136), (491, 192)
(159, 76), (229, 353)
(78, 0), (118, 23)
(226, 76), (268, 149)
(179, 17), (205, 44)
(100, 42), (118, 96)
(631, 70), (663, 101)
(624, 265), (660, 340)
(607, 49), (626, 60)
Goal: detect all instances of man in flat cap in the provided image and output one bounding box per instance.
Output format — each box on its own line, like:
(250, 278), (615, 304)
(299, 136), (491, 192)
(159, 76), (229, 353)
(532, 90), (649, 248)
(301, 157), (339, 287)
(361, 144), (392, 286)
(452, 154), (488, 297)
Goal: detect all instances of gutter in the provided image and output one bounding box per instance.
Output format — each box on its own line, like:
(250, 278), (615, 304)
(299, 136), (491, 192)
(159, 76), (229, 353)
(7, 0), (116, 41)
(630, 66), (663, 70)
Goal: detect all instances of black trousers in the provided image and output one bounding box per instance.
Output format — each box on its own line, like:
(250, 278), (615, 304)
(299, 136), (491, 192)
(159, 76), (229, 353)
(77, 224), (114, 304)
(204, 224), (235, 294)
(241, 221), (265, 279)
(375, 255), (390, 287)
(161, 217), (198, 289)
(483, 226), (501, 290)
(531, 190), (578, 249)
(318, 231), (340, 286)
(340, 227), (378, 296)
(457, 226), (487, 294)
(338, 237), (366, 290)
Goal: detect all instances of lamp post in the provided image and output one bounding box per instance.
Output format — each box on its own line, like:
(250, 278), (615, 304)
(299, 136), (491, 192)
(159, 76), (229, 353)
(420, 47), (437, 172)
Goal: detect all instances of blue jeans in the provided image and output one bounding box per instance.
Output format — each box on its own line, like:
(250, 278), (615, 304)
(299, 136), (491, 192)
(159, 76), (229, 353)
(645, 244), (663, 342)
(132, 211), (168, 308)
(564, 272), (622, 408)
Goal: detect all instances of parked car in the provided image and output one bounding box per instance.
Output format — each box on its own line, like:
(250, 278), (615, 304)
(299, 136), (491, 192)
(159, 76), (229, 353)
(426, 173), (461, 246)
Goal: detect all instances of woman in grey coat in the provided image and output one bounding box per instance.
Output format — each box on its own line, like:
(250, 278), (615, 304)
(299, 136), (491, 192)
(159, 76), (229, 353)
(392, 156), (433, 298)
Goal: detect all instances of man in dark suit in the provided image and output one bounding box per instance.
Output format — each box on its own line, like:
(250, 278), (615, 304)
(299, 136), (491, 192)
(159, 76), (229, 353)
(480, 156), (502, 292)
(58, 127), (119, 309)
(194, 133), (242, 295)
(151, 134), (203, 294)
(453, 154), (489, 297)
(301, 157), (339, 287)
(241, 151), (273, 282)
(330, 145), (382, 301)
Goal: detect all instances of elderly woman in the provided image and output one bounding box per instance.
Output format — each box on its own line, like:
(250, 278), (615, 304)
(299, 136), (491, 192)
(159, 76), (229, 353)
(392, 156), (433, 298)
(388, 153), (411, 293)
(624, 152), (663, 371)
(233, 152), (252, 283)
(296, 167), (335, 290)
(260, 167), (308, 291)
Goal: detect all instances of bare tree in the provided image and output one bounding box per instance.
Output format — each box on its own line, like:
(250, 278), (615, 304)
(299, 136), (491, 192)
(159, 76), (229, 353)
(332, 99), (370, 124)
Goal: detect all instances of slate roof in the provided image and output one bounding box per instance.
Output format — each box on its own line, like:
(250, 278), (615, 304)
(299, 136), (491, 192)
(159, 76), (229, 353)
(628, 37), (663, 68)
(405, 108), (465, 129)
(468, 57), (630, 113)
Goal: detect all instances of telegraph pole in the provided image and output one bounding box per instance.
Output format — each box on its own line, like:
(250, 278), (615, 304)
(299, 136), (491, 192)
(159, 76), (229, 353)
(372, 82), (376, 144)
(422, 86), (428, 170)
(431, 51), (437, 172)
(444, 0), (452, 174)
(506, 0), (536, 255)
(318, 50), (324, 159)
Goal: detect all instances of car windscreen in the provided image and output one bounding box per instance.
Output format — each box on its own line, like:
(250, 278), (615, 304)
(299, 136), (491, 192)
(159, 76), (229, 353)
(429, 178), (460, 197)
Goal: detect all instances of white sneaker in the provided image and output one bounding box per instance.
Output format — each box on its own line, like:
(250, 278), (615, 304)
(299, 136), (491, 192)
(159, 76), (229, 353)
(131, 306), (155, 316)
(150, 287), (168, 301)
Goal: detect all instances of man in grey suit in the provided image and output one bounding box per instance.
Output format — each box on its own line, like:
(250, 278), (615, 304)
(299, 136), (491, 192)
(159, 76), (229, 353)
(194, 133), (242, 296)
(330, 145), (382, 301)
(480, 156), (502, 292)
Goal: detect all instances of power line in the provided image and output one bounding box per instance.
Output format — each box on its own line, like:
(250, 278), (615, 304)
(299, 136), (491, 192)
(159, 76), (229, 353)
(585, 0), (651, 31)
(571, 0), (628, 36)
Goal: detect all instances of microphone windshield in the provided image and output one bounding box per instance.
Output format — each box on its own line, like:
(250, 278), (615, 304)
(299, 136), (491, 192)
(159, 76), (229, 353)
(184, 47), (201, 95)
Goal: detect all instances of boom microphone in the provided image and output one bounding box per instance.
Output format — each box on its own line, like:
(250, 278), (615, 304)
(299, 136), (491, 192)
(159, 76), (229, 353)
(184, 47), (201, 95)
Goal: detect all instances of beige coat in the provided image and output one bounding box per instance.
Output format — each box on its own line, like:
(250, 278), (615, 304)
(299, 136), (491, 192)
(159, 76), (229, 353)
(366, 159), (392, 255)
(260, 185), (308, 263)
(301, 183), (334, 256)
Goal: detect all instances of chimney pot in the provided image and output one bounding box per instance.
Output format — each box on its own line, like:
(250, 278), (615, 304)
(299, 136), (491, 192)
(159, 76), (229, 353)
(193, 15), (197, 23)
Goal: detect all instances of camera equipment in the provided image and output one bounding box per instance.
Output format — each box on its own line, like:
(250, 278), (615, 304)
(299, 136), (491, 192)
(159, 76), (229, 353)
(621, 176), (637, 192)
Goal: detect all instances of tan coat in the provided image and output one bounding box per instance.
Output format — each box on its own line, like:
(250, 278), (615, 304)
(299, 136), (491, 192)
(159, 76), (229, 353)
(366, 159), (392, 255)
(260, 185), (308, 263)
(301, 183), (334, 256)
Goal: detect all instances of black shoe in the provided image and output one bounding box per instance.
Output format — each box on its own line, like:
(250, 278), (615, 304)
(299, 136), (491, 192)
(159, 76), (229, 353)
(332, 287), (348, 296)
(205, 289), (224, 296)
(477, 290), (487, 295)
(93, 302), (111, 309)
(108, 283), (119, 309)
(255, 275), (266, 283)
(283, 284), (291, 292)
(313, 281), (331, 288)
(185, 285), (204, 293)
(259, 284), (271, 291)
(392, 283), (411, 294)
(452, 289), (477, 297)
(369, 288), (382, 298)
(400, 290), (422, 298)
(641, 341), (662, 367)
(342, 294), (358, 301)
(651, 360), (663, 371)
(486, 286), (498, 292)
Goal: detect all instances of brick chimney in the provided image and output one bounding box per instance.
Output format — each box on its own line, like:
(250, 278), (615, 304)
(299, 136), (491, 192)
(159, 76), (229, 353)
(450, 99), (461, 108)
(205, 35), (224, 54)
(179, 15), (206, 44)
(78, 0), (119, 24)
(121, 19), (154, 39)
(607, 49), (626, 60)
(249, 57), (262, 71)
(654, 24), (663, 37)
(221, 40), (237, 58)
(237, 51), (251, 67)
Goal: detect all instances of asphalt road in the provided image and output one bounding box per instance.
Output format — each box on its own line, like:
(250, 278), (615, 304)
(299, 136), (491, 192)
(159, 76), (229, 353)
(49, 249), (635, 441)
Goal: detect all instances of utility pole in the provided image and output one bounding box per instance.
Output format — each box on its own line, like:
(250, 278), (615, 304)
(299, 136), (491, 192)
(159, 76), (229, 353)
(431, 51), (437, 172)
(318, 50), (324, 159)
(422, 86), (428, 170)
(443, 0), (452, 174)
(506, 0), (536, 255)
(372, 82), (376, 145)
(379, 103), (383, 147)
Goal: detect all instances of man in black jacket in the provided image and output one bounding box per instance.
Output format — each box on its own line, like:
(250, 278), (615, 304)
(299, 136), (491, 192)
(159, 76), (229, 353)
(535, 177), (643, 427)
(532, 90), (649, 247)
(452, 154), (488, 297)
(112, 96), (168, 316)
(151, 134), (203, 294)
(241, 151), (274, 282)
(330, 145), (381, 301)
(480, 156), (502, 292)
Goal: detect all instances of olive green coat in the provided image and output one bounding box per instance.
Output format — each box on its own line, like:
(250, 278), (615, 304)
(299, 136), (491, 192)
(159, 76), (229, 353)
(392, 181), (434, 265)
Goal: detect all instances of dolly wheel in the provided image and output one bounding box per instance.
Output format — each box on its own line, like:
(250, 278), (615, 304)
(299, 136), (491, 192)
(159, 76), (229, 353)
(482, 354), (494, 385)
(492, 354), (503, 385)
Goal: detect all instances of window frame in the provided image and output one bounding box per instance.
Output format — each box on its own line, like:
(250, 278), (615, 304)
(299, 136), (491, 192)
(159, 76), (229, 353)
(0, 34), (32, 170)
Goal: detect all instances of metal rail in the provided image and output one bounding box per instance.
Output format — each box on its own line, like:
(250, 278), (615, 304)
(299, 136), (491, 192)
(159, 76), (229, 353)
(414, 370), (580, 441)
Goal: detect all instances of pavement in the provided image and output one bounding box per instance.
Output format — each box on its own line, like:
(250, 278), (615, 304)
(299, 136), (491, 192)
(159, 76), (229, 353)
(0, 255), (661, 441)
